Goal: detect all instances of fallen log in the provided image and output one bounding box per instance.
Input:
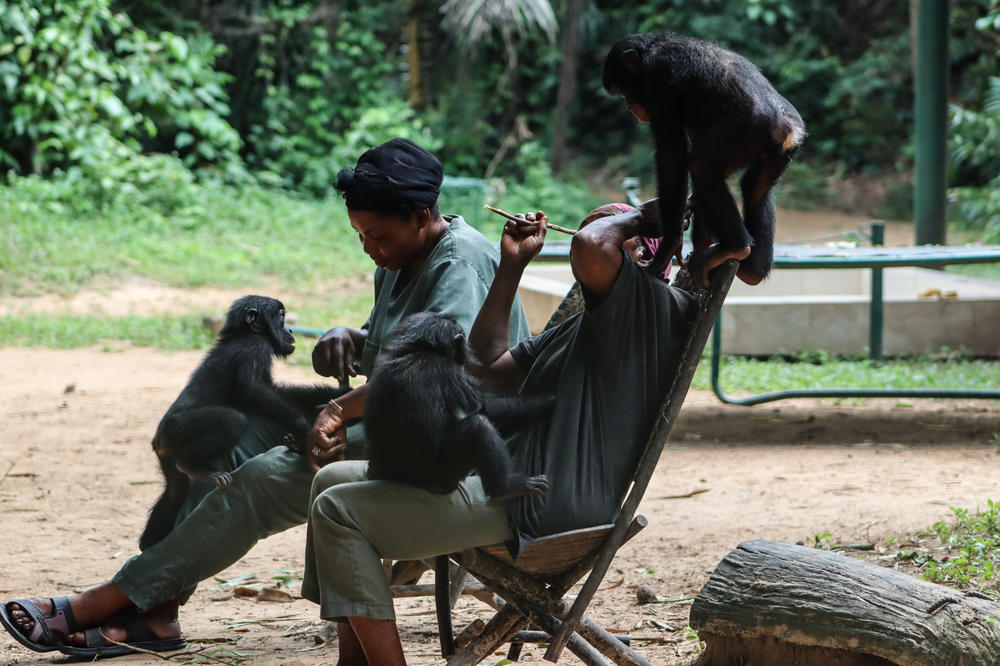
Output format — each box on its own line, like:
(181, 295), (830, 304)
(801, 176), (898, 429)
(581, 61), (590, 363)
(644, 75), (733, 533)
(689, 539), (1000, 666)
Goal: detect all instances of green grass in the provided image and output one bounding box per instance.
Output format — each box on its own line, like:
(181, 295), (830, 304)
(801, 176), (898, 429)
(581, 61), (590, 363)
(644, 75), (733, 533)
(0, 314), (216, 350)
(1, 179), (370, 295)
(1, 177), (380, 345)
(694, 349), (1000, 396)
(947, 262), (1000, 282)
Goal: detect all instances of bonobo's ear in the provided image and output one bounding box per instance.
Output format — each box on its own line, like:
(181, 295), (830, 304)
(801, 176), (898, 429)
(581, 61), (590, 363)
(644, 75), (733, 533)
(245, 308), (263, 333)
(622, 48), (642, 77)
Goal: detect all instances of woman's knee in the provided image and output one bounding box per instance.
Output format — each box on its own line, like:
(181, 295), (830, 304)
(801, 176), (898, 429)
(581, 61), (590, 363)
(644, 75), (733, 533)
(311, 460), (369, 503)
(232, 446), (304, 484)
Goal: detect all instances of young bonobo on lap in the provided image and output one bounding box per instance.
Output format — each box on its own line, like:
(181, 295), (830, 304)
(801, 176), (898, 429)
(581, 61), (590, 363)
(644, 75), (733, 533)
(603, 33), (806, 288)
(140, 295), (347, 550)
(364, 312), (551, 501)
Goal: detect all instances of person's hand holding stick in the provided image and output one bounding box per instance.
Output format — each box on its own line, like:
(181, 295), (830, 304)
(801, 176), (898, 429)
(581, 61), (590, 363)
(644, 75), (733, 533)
(484, 205), (577, 236)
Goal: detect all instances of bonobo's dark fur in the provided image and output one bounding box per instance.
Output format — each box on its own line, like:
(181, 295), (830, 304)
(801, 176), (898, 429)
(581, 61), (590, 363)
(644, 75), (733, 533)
(140, 295), (348, 550)
(364, 312), (551, 500)
(603, 33), (806, 286)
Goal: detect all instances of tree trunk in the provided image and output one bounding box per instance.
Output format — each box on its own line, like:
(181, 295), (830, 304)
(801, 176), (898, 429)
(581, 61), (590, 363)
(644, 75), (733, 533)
(690, 539), (1000, 666)
(550, 0), (583, 176)
(407, 0), (422, 107)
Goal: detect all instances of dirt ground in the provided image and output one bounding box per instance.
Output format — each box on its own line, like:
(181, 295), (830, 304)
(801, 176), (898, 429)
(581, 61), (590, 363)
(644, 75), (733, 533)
(2, 209), (999, 665)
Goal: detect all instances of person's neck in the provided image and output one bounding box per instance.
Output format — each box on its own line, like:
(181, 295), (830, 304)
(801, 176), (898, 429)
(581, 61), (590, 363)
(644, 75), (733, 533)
(409, 216), (449, 268)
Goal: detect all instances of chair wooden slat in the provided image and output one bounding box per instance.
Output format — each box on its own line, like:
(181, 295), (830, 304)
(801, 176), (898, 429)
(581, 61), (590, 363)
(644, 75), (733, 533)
(474, 515), (646, 578)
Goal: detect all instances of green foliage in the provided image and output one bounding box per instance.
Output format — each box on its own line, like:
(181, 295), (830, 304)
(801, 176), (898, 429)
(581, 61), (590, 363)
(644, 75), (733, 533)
(490, 141), (605, 231)
(922, 501), (1000, 589)
(242, 2), (411, 194)
(0, 0), (242, 180)
(745, 0), (795, 31)
(949, 76), (1000, 243)
(950, 183), (1000, 243)
(949, 94), (1000, 187)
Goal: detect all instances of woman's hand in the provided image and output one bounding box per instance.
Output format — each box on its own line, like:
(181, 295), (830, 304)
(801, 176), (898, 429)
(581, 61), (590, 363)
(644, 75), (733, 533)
(306, 401), (347, 473)
(312, 327), (360, 381)
(499, 210), (548, 269)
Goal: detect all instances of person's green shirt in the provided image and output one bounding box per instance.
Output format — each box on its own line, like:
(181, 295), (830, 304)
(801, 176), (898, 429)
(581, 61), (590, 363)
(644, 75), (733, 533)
(359, 214), (530, 374)
(346, 214), (531, 456)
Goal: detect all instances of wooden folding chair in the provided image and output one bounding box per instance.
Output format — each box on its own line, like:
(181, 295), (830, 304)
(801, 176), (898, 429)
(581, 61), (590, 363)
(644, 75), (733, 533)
(429, 260), (740, 665)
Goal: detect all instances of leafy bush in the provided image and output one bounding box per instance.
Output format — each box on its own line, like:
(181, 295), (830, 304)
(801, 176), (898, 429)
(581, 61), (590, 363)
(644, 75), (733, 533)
(948, 76), (1000, 242)
(243, 3), (409, 194)
(0, 0), (243, 180)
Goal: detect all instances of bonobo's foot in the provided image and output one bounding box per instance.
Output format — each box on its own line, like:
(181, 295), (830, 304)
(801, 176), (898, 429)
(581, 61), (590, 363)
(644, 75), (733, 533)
(524, 474), (549, 495)
(686, 244), (751, 288)
(175, 463), (232, 489)
(210, 471), (233, 489)
(489, 474), (550, 501)
(735, 265), (766, 286)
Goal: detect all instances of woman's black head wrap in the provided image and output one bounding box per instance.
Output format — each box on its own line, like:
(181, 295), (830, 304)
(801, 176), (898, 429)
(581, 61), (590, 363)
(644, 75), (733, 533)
(335, 138), (443, 214)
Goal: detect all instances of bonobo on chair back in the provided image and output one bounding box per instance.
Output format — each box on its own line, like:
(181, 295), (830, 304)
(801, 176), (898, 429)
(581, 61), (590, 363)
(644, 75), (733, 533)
(438, 260), (739, 665)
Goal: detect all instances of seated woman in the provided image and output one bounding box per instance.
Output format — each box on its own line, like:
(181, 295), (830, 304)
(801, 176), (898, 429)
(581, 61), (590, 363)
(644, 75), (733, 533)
(0, 138), (531, 659)
(299, 200), (698, 664)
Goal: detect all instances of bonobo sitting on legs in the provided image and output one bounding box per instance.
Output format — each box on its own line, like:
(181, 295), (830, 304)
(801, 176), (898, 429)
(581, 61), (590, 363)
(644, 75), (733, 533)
(364, 312), (551, 500)
(140, 295), (347, 550)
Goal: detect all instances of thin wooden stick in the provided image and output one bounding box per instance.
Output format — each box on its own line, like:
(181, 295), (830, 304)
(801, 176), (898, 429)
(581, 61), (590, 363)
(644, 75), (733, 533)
(484, 205), (577, 236)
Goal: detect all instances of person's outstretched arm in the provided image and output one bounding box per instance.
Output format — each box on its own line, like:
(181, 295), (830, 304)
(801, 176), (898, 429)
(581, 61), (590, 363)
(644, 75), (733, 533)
(469, 212), (548, 392)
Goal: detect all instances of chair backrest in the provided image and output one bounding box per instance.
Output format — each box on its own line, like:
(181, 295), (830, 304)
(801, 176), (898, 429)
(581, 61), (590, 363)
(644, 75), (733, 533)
(543, 260), (739, 661)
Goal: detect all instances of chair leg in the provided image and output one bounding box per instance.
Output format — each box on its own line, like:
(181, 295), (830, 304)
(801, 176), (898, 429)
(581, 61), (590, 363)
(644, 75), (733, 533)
(435, 555), (457, 658)
(448, 605), (530, 665)
(448, 565), (470, 607)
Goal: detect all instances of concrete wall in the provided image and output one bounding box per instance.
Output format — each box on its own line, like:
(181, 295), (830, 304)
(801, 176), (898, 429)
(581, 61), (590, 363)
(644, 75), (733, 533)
(519, 265), (1000, 356)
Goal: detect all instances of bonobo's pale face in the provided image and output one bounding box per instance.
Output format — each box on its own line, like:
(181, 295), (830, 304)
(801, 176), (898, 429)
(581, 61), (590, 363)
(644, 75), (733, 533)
(626, 99), (650, 124)
(349, 209), (428, 271)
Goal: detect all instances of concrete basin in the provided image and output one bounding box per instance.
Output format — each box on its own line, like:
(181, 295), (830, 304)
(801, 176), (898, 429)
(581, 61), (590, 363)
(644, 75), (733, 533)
(518, 264), (1000, 357)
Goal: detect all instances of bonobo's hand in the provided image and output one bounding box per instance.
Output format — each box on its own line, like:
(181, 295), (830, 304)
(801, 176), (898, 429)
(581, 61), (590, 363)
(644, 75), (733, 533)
(490, 474), (550, 501)
(306, 400), (347, 473)
(312, 327), (357, 381)
(682, 194), (695, 232)
(500, 210), (547, 269)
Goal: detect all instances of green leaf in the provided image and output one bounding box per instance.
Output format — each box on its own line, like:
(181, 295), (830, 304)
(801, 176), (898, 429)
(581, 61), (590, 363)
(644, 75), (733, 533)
(166, 33), (188, 61)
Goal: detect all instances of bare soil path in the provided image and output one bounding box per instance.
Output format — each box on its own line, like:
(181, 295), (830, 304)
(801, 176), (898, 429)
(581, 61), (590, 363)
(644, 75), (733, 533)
(1, 347), (997, 666)
(2, 209), (998, 665)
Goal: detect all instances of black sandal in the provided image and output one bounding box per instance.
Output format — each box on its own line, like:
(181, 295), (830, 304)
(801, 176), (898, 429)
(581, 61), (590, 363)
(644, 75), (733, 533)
(0, 597), (78, 652)
(58, 606), (187, 659)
